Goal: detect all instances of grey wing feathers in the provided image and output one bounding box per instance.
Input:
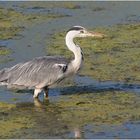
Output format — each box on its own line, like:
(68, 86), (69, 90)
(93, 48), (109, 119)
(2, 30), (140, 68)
(0, 56), (69, 88)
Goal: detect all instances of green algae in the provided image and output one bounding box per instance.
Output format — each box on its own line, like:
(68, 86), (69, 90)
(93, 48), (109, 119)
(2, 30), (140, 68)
(0, 9), (14, 57)
(0, 102), (15, 112)
(0, 5), (69, 40)
(0, 5), (68, 58)
(0, 8), (57, 40)
(0, 3), (76, 58)
(0, 58), (14, 64)
(18, 1), (81, 10)
(59, 2), (81, 9)
(0, 116), (34, 138)
(0, 102), (35, 138)
(0, 47), (11, 55)
(1, 91), (140, 138)
(92, 6), (106, 11)
(47, 23), (140, 83)
(0, 8), (24, 40)
(55, 91), (140, 127)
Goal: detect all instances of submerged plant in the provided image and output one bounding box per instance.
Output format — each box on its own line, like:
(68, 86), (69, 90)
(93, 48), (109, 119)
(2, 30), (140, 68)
(55, 91), (140, 127)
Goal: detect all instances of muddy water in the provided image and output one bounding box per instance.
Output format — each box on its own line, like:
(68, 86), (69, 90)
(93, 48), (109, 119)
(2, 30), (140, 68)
(0, 1), (140, 139)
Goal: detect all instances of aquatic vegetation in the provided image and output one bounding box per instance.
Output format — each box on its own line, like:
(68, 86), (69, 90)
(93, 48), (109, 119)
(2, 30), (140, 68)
(1, 91), (140, 138)
(0, 102), (35, 138)
(0, 100), (69, 138)
(0, 102), (15, 111)
(0, 5), (68, 40)
(0, 16), (12, 56)
(18, 1), (81, 10)
(0, 47), (11, 55)
(47, 23), (140, 83)
(0, 8), (24, 40)
(61, 2), (81, 9)
(0, 5), (67, 58)
(56, 91), (140, 127)
(92, 7), (106, 11)
(0, 5), (73, 40)
(0, 58), (14, 64)
(0, 116), (34, 138)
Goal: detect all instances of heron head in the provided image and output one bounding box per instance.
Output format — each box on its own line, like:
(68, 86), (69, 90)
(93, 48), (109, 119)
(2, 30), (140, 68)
(67, 26), (105, 38)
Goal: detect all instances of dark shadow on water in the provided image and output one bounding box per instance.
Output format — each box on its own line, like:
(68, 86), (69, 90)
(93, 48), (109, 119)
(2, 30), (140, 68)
(59, 83), (140, 95)
(51, 75), (140, 96)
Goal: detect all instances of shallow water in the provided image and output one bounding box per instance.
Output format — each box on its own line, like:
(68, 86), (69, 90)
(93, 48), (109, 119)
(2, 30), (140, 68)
(0, 1), (140, 139)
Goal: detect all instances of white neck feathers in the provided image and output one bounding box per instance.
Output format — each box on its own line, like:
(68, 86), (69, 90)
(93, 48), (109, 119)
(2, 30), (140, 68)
(65, 32), (83, 73)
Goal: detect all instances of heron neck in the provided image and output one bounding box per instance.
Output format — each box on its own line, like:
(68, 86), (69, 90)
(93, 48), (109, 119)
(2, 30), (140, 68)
(65, 35), (83, 72)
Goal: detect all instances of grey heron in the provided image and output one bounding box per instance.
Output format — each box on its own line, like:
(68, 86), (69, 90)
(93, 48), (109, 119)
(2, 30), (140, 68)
(0, 26), (104, 99)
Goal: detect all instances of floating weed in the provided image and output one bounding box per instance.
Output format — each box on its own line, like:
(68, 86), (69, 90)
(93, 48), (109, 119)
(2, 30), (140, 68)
(0, 102), (16, 112)
(0, 6), (68, 59)
(17, 2), (81, 10)
(0, 92), (140, 138)
(61, 2), (81, 9)
(92, 7), (106, 12)
(0, 47), (11, 55)
(0, 58), (14, 64)
(0, 102), (35, 138)
(0, 6), (68, 40)
(0, 116), (34, 138)
(55, 91), (140, 127)
(0, 8), (24, 40)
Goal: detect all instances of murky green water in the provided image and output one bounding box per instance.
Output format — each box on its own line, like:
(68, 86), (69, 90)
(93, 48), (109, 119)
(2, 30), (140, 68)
(0, 1), (140, 139)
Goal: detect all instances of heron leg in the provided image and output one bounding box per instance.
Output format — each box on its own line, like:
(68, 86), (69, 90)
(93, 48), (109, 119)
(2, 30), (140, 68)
(43, 87), (49, 99)
(33, 88), (42, 98)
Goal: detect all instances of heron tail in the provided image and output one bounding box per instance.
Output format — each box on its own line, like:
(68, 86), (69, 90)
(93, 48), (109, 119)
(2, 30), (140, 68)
(0, 68), (9, 85)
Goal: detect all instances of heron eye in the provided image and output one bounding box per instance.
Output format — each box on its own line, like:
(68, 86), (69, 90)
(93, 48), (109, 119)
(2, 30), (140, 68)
(80, 30), (84, 33)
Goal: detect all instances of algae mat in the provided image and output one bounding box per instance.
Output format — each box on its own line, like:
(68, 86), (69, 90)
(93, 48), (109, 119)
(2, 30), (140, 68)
(1, 91), (140, 138)
(0, 5), (69, 57)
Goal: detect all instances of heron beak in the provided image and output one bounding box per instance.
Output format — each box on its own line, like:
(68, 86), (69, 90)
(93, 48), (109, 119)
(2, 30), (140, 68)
(86, 31), (105, 38)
